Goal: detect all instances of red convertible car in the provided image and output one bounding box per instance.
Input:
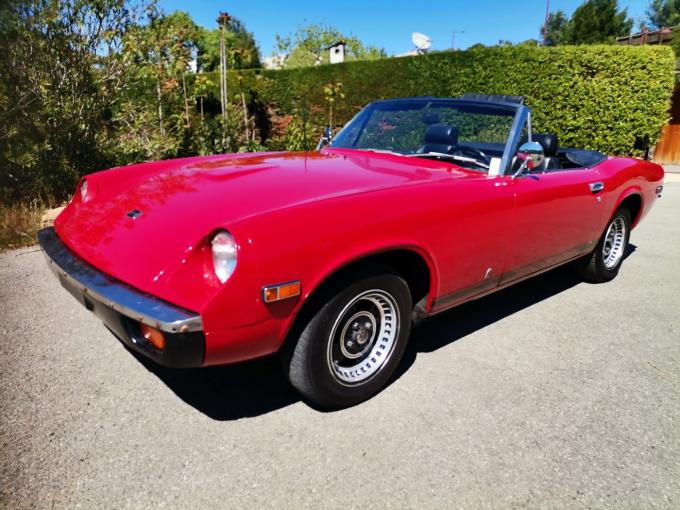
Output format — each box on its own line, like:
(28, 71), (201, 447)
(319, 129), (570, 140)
(38, 95), (664, 408)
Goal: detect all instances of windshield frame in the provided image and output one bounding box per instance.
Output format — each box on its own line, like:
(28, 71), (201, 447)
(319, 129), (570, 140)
(327, 97), (530, 177)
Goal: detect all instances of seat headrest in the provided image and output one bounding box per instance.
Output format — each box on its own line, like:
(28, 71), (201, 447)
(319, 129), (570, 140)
(534, 133), (558, 157)
(425, 124), (459, 146)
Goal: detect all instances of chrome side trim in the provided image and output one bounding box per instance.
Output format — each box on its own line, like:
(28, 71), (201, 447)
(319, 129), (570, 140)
(37, 227), (203, 333)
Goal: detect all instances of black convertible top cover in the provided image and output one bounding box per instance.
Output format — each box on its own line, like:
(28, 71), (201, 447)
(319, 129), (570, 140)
(561, 149), (608, 168)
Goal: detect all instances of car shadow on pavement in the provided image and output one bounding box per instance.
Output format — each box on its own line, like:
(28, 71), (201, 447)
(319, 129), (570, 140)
(396, 267), (581, 380)
(130, 245), (636, 420)
(395, 243), (637, 380)
(129, 348), (299, 420)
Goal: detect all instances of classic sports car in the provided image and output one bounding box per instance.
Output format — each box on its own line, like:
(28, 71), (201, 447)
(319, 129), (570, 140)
(38, 95), (664, 408)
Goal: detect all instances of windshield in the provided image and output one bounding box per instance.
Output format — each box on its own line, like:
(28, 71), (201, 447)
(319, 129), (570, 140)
(329, 99), (518, 172)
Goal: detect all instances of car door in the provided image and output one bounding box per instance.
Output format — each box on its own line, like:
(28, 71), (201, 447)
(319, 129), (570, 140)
(500, 167), (608, 284)
(429, 175), (515, 312)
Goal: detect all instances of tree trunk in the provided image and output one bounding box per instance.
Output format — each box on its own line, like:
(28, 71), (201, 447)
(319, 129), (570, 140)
(219, 23), (228, 145)
(156, 79), (165, 137)
(182, 72), (190, 128)
(241, 91), (249, 141)
(219, 25), (226, 144)
(200, 97), (204, 121)
(224, 49), (228, 122)
(219, 28), (225, 117)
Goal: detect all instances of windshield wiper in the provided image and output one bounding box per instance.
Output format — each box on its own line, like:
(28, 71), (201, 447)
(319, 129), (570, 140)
(407, 152), (489, 169)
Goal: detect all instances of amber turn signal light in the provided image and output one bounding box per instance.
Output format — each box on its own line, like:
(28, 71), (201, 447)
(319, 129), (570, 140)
(263, 281), (301, 303)
(140, 324), (165, 350)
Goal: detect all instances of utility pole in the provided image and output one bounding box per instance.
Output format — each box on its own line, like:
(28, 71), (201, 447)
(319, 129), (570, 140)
(451, 29), (465, 51)
(217, 11), (230, 145)
(542, 0), (550, 45)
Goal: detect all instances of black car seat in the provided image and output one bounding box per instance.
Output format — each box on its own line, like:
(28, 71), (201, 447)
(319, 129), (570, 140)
(533, 133), (560, 171)
(418, 124), (459, 154)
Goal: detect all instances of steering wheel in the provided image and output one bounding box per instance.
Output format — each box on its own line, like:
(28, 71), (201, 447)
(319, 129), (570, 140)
(454, 146), (491, 165)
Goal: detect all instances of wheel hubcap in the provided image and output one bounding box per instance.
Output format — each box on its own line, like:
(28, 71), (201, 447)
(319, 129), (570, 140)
(340, 312), (377, 359)
(602, 216), (626, 269)
(327, 290), (399, 386)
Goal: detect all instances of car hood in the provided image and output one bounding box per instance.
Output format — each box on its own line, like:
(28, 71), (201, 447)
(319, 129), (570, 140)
(55, 149), (466, 308)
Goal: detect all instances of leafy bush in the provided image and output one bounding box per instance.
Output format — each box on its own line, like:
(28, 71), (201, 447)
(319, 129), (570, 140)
(284, 112), (319, 151)
(205, 44), (675, 156)
(0, 0), (140, 205)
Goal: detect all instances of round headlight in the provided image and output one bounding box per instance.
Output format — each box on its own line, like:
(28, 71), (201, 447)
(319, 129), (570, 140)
(211, 231), (238, 283)
(80, 179), (88, 202)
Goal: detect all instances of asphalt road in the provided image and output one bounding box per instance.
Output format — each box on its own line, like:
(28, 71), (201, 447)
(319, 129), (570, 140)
(1, 183), (679, 509)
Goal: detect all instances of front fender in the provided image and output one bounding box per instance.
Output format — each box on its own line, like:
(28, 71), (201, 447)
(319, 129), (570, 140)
(264, 238), (440, 353)
(302, 239), (439, 305)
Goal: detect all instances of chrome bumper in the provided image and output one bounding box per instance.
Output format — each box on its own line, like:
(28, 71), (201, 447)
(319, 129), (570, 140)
(38, 227), (205, 367)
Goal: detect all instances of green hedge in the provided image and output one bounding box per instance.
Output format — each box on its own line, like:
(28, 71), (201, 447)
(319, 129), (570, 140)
(211, 45), (675, 155)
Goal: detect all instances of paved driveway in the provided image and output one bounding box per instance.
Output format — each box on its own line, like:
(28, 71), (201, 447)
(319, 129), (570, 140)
(1, 183), (679, 509)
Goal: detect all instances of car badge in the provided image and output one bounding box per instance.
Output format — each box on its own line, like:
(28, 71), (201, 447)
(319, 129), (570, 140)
(126, 209), (143, 219)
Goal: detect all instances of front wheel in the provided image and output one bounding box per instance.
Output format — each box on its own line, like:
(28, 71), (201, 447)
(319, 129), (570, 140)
(284, 273), (412, 409)
(574, 208), (631, 282)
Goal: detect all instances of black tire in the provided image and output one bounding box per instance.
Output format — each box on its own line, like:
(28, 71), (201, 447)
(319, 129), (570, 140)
(574, 208), (631, 283)
(283, 273), (412, 409)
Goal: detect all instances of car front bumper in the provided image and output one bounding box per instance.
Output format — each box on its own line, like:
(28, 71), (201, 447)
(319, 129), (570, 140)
(37, 227), (205, 368)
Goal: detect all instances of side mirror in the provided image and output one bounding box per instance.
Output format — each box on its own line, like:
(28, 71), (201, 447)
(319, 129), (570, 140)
(317, 127), (332, 149)
(513, 141), (545, 177)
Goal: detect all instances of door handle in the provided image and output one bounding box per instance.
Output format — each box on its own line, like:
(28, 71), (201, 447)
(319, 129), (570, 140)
(589, 182), (604, 193)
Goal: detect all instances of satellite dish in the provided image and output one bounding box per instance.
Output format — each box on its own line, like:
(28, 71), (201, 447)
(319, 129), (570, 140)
(412, 32), (432, 53)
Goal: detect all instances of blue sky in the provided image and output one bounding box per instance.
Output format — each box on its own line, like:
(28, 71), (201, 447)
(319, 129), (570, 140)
(158, 0), (650, 56)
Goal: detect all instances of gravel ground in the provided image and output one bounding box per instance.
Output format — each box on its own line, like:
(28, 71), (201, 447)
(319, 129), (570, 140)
(1, 183), (679, 509)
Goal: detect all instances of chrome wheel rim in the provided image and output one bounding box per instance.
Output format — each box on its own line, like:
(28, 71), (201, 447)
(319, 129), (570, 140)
(602, 216), (626, 269)
(327, 289), (399, 386)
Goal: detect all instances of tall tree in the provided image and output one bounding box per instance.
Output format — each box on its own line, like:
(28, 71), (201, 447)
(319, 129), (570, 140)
(113, 8), (199, 161)
(543, 10), (570, 45)
(197, 16), (260, 71)
(566, 0), (633, 44)
(542, 0), (633, 45)
(645, 0), (680, 29)
(274, 23), (386, 69)
(0, 0), (145, 203)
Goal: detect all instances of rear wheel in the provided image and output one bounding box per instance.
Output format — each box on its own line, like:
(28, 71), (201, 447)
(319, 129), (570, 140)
(574, 208), (631, 282)
(284, 273), (412, 409)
